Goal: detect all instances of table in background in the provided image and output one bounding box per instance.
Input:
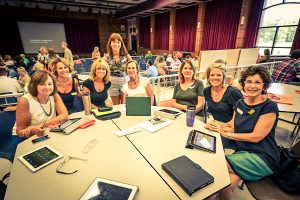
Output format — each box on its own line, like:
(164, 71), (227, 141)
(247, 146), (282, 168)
(5, 115), (178, 200)
(112, 106), (231, 199)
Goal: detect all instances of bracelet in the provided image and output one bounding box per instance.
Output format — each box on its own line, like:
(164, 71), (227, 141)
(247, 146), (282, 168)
(227, 132), (231, 139)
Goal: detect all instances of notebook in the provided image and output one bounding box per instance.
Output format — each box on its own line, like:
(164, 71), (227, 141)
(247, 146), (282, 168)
(126, 97), (151, 116)
(162, 155), (214, 196)
(138, 116), (172, 133)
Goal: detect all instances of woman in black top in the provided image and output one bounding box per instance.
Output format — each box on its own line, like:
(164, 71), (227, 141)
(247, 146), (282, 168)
(207, 66), (280, 200)
(203, 62), (243, 148)
(51, 58), (81, 114)
(82, 59), (112, 109)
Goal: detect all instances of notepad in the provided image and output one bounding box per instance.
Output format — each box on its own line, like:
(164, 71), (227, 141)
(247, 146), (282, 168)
(138, 116), (172, 133)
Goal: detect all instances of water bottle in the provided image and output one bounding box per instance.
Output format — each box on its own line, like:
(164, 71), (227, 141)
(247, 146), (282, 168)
(82, 92), (91, 116)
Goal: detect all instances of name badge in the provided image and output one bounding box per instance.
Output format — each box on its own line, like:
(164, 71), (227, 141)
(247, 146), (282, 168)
(71, 92), (77, 96)
(236, 108), (243, 115)
(248, 109), (255, 115)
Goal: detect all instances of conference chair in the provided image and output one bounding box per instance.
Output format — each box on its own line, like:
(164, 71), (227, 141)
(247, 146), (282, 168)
(0, 92), (20, 111)
(239, 176), (300, 200)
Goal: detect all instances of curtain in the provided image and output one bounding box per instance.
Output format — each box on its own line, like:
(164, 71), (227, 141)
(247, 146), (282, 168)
(139, 17), (151, 48)
(291, 19), (300, 51)
(243, 0), (264, 48)
(201, 0), (243, 50)
(174, 5), (198, 52)
(154, 12), (170, 50)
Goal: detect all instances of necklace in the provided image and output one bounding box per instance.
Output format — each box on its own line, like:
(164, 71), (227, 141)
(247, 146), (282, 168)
(129, 80), (137, 86)
(36, 96), (52, 117)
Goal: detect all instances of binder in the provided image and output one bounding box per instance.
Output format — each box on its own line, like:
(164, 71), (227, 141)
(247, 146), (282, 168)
(162, 155), (214, 196)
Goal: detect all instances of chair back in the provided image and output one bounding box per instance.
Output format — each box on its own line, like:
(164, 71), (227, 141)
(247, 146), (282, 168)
(0, 111), (16, 139)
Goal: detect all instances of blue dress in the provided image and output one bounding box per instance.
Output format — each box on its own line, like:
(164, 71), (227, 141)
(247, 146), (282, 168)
(83, 79), (111, 107)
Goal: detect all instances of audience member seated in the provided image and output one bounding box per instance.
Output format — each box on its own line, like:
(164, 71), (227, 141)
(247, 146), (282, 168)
(207, 66), (280, 200)
(82, 59), (113, 109)
(37, 46), (49, 68)
(256, 48), (271, 64)
(145, 60), (158, 78)
(20, 54), (29, 69)
(27, 57), (36, 75)
(17, 67), (31, 91)
(154, 56), (167, 76)
(122, 61), (154, 105)
(92, 46), (101, 61)
(203, 62), (243, 149)
(3, 55), (14, 67)
(0, 61), (23, 94)
(145, 50), (153, 59)
(172, 55), (182, 70)
(166, 54), (174, 63)
(103, 33), (132, 105)
(30, 62), (44, 76)
(15, 70), (68, 138)
(51, 58), (81, 114)
(272, 49), (300, 84)
(172, 60), (204, 115)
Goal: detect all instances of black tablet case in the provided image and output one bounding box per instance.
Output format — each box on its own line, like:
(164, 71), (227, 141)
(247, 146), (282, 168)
(162, 155), (214, 196)
(185, 130), (216, 153)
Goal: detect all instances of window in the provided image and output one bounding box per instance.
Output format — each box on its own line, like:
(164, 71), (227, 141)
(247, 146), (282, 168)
(256, 0), (300, 56)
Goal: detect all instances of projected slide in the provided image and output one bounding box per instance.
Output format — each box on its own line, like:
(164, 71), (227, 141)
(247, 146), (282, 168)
(17, 22), (67, 54)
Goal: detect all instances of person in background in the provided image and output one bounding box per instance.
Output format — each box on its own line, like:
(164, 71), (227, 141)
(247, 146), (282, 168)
(61, 42), (73, 66)
(27, 57), (36, 76)
(103, 33), (132, 105)
(16, 70), (68, 137)
(37, 46), (49, 69)
(122, 60), (154, 105)
(207, 66), (280, 200)
(92, 46), (101, 61)
(30, 62), (44, 76)
(172, 60), (204, 115)
(20, 54), (29, 68)
(256, 49), (271, 64)
(51, 58), (81, 114)
(272, 49), (300, 84)
(203, 62), (243, 149)
(82, 59), (112, 109)
(17, 67), (31, 91)
(145, 60), (158, 78)
(154, 56), (167, 76)
(48, 48), (59, 67)
(0, 61), (23, 94)
(172, 55), (182, 70)
(145, 50), (153, 60)
(4, 55), (14, 67)
(166, 54), (173, 64)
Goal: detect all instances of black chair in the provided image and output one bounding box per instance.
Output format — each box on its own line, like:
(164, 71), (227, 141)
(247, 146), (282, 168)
(239, 177), (300, 200)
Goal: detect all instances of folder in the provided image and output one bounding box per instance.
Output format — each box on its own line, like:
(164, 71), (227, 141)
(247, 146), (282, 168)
(162, 155), (214, 196)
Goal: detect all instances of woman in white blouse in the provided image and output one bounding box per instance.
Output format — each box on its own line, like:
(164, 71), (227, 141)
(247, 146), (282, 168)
(122, 60), (154, 105)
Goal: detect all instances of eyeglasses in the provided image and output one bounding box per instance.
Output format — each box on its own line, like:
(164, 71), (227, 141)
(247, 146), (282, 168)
(244, 80), (263, 86)
(56, 156), (88, 175)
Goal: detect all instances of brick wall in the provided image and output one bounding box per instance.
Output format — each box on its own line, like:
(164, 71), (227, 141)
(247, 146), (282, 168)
(236, 0), (252, 48)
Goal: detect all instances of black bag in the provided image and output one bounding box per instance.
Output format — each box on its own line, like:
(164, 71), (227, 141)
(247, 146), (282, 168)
(273, 146), (300, 194)
(0, 173), (10, 200)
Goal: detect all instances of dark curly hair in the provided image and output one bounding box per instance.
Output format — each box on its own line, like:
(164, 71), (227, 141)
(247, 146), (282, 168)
(239, 66), (272, 94)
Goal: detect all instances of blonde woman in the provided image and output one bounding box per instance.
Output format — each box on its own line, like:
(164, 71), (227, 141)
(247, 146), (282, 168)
(122, 60), (154, 105)
(31, 62), (45, 75)
(154, 56), (167, 76)
(37, 46), (49, 67)
(92, 46), (101, 61)
(17, 67), (31, 90)
(172, 60), (204, 114)
(50, 58), (81, 114)
(82, 59), (112, 109)
(203, 62), (243, 149)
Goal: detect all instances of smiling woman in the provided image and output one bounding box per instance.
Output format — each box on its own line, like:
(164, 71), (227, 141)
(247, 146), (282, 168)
(15, 70), (68, 138)
(82, 59), (112, 109)
(172, 60), (205, 115)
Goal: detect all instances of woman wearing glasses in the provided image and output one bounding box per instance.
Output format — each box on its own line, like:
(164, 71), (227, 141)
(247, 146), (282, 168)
(207, 66), (280, 200)
(82, 59), (112, 109)
(50, 58), (81, 114)
(203, 62), (243, 148)
(16, 70), (68, 137)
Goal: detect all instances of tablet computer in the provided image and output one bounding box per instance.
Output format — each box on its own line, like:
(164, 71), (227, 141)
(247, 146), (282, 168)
(154, 108), (182, 120)
(80, 177), (138, 200)
(50, 118), (82, 135)
(18, 145), (63, 172)
(186, 130), (216, 153)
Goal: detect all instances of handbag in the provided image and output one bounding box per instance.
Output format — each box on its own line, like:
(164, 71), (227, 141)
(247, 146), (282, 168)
(273, 146), (300, 194)
(0, 173), (10, 199)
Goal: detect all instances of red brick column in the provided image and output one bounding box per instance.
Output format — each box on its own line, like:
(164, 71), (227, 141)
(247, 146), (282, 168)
(195, 2), (206, 55)
(236, 0), (252, 48)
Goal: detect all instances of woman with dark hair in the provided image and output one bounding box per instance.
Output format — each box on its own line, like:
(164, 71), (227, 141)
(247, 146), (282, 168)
(172, 60), (204, 115)
(16, 70), (68, 137)
(103, 33), (132, 105)
(207, 66), (280, 200)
